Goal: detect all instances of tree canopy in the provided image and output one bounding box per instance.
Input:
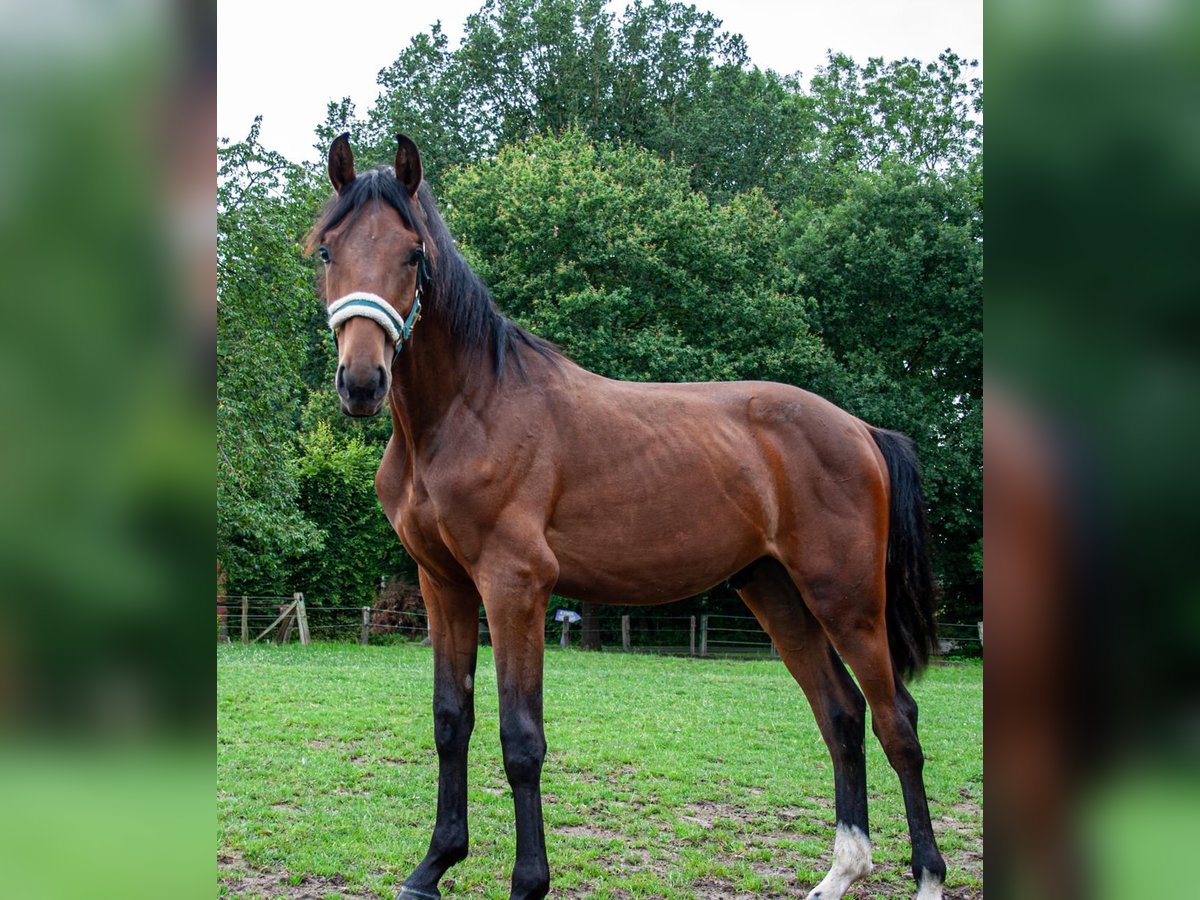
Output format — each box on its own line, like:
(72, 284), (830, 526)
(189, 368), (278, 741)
(217, 0), (982, 624)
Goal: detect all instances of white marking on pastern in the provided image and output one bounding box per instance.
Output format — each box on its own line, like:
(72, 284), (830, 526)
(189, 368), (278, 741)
(805, 822), (872, 899)
(914, 868), (944, 899)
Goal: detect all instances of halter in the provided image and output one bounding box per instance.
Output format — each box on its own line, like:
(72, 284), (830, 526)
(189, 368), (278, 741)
(327, 246), (429, 362)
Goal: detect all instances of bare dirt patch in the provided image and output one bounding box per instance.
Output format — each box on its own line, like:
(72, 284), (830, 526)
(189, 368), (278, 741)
(682, 799), (765, 828)
(555, 823), (625, 841)
(653, 793), (982, 900)
(218, 850), (376, 900)
(691, 877), (787, 899)
(935, 792), (985, 894)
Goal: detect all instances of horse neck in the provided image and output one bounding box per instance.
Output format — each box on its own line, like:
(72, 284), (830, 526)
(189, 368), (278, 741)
(386, 306), (497, 452)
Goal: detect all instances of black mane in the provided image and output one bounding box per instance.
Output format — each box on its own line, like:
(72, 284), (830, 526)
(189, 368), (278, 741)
(307, 166), (559, 378)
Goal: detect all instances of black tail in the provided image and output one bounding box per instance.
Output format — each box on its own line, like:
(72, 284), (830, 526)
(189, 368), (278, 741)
(870, 427), (939, 682)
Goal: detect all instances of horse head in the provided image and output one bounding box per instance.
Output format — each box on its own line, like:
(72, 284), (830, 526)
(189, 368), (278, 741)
(314, 132), (429, 417)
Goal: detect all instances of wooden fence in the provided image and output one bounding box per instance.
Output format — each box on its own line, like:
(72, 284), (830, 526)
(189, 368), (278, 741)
(218, 596), (982, 659)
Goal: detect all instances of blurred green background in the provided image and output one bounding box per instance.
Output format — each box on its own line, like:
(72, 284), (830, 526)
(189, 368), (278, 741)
(987, 0), (1200, 897)
(0, 1), (212, 898)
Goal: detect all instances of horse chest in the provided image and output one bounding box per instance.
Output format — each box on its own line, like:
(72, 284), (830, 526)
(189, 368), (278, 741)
(393, 477), (477, 576)
(396, 489), (442, 555)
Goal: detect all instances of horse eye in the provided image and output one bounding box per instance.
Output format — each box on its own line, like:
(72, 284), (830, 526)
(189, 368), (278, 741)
(318, 246), (331, 264)
(408, 249), (422, 266)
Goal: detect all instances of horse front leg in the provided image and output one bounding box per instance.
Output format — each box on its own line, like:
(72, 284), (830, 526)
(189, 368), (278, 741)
(398, 571), (480, 900)
(477, 549), (557, 900)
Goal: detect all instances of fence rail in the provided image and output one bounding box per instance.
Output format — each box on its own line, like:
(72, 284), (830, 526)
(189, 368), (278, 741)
(217, 596), (982, 660)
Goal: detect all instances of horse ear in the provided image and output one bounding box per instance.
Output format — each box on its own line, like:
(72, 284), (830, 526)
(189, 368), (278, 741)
(395, 134), (423, 198)
(328, 132), (356, 194)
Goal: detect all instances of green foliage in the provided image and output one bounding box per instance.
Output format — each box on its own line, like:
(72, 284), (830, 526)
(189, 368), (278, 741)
(360, 0), (784, 196)
(676, 65), (817, 206)
(359, 2), (980, 208)
(808, 50), (983, 177)
(290, 422), (414, 607)
(442, 129), (835, 390)
(217, 120), (324, 594)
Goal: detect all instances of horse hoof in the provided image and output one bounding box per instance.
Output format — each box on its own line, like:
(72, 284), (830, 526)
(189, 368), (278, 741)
(396, 886), (441, 900)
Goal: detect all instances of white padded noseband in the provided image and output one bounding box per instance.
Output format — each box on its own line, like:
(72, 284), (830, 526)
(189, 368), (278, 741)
(327, 292), (405, 346)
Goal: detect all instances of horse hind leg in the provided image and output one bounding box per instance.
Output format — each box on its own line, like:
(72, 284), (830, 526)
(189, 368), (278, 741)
(794, 565), (947, 900)
(735, 559), (873, 900)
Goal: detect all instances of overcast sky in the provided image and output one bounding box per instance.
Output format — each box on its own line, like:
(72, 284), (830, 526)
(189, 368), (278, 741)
(218, 0), (982, 164)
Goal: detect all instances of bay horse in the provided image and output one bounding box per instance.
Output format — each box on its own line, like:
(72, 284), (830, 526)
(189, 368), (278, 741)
(307, 133), (947, 900)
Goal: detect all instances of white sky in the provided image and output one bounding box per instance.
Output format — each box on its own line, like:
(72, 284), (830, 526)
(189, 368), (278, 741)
(218, 0), (982, 165)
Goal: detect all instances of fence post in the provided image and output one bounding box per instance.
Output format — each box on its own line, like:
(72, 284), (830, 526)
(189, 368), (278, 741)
(361, 607), (371, 645)
(295, 593), (310, 646)
(689, 616), (696, 656)
(240, 596), (248, 643)
(977, 621), (983, 647)
(621, 615), (631, 652)
(560, 620), (570, 648)
(700, 615), (709, 657)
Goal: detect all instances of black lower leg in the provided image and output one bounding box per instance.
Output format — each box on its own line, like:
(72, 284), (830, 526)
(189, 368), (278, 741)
(890, 683), (946, 888)
(804, 652), (874, 899)
(500, 695), (549, 899)
(403, 654), (477, 896)
(825, 649), (870, 838)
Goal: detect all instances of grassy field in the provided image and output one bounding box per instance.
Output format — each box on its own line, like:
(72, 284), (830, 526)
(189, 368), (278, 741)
(218, 643), (982, 899)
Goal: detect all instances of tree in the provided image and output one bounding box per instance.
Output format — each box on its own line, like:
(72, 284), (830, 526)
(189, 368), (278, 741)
(606, 0), (749, 149)
(365, 22), (482, 187)
(290, 422), (414, 607)
(360, 3), (981, 211)
(217, 120), (323, 594)
(808, 50), (982, 175)
(674, 64), (817, 206)
(443, 129), (836, 388)
(361, 0), (769, 194)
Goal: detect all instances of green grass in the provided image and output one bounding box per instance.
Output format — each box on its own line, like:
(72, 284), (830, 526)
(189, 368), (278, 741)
(218, 644), (982, 899)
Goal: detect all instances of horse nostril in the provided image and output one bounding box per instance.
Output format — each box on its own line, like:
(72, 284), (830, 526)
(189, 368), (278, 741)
(336, 364), (347, 393)
(377, 366), (388, 390)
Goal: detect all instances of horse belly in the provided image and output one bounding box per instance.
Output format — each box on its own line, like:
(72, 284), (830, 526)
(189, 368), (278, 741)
(547, 483), (765, 605)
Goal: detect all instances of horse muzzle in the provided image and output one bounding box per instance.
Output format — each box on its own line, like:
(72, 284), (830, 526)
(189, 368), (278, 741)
(336, 362), (389, 417)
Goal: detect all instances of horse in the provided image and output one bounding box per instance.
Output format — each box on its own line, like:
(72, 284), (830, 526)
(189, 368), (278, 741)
(306, 132), (947, 900)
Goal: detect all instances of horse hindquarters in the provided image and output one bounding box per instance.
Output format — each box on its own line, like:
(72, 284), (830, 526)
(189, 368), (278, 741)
(766, 426), (945, 899)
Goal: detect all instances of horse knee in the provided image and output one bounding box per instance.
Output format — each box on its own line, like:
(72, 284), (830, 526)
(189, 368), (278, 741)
(433, 705), (474, 755)
(500, 719), (546, 785)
